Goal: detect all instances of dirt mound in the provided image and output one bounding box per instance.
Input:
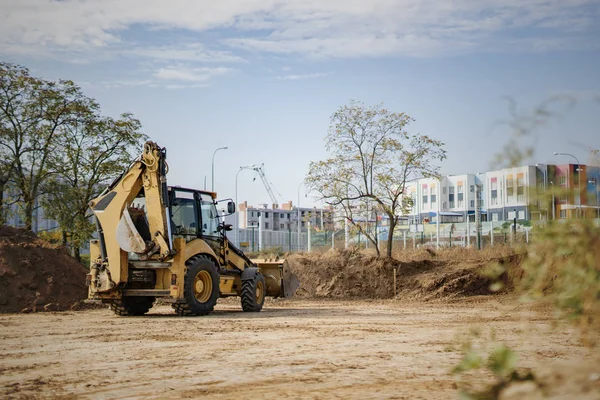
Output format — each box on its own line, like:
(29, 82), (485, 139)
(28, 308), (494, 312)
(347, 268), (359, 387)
(0, 225), (88, 313)
(289, 248), (397, 298)
(288, 248), (523, 300)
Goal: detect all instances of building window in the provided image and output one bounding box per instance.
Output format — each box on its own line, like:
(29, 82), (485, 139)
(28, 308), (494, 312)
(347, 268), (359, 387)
(517, 177), (524, 202)
(470, 185), (474, 193)
(559, 209), (566, 219)
(506, 177), (514, 197)
(431, 194), (436, 204)
(301, 221), (305, 227)
(280, 224), (284, 229)
(265, 222), (269, 229)
(490, 178), (498, 205)
(265, 212), (269, 218)
(423, 194), (428, 204)
(508, 210), (516, 219)
(560, 195), (567, 204)
(559, 176), (566, 186)
(470, 200), (474, 208)
(457, 185), (464, 207)
(518, 211), (525, 219)
(492, 213), (499, 222)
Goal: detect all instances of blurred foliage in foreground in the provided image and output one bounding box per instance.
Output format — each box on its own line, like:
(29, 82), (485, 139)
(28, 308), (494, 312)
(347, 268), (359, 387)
(453, 96), (600, 398)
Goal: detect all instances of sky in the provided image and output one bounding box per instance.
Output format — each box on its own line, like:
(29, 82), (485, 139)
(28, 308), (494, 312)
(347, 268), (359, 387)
(1, 0), (599, 208)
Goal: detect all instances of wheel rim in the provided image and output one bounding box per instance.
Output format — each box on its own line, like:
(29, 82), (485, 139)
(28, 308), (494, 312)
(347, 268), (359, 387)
(256, 280), (265, 304)
(193, 270), (213, 303)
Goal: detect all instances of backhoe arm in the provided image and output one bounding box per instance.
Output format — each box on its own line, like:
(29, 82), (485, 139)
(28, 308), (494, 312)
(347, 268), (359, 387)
(88, 141), (171, 291)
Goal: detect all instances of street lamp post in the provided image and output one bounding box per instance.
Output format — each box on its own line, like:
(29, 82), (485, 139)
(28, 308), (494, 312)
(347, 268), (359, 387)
(297, 182), (303, 252)
(550, 181), (556, 220)
(212, 146), (228, 192)
(536, 163), (548, 220)
(554, 152), (581, 218)
(235, 164), (258, 246)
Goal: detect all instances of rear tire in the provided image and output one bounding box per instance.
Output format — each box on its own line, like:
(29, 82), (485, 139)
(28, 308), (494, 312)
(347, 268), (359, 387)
(173, 255), (220, 316)
(110, 296), (154, 316)
(241, 273), (266, 312)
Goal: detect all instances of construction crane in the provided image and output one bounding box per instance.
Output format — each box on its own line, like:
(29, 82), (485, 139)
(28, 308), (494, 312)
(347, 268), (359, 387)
(248, 163), (281, 206)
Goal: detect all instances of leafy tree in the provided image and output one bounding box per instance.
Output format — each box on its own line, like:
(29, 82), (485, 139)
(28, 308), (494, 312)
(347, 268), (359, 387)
(41, 112), (145, 261)
(0, 62), (90, 230)
(306, 101), (446, 257)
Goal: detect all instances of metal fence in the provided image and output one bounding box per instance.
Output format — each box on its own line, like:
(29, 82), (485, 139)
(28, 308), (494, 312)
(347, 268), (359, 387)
(232, 222), (539, 253)
(234, 228), (309, 252)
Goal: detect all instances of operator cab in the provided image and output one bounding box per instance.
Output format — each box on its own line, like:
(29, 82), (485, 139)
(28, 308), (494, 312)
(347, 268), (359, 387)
(168, 186), (235, 244)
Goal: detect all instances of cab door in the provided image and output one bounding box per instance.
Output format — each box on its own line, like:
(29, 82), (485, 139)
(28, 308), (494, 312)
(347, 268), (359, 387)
(169, 189), (200, 242)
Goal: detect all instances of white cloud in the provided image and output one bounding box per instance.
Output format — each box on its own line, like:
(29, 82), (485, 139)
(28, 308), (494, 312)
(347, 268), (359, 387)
(0, 0), (597, 62)
(277, 72), (328, 80)
(126, 43), (245, 63)
(164, 83), (210, 90)
(153, 66), (232, 82)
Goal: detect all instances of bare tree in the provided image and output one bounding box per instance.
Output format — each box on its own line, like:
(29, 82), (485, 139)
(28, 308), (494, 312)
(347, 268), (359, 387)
(306, 101), (446, 258)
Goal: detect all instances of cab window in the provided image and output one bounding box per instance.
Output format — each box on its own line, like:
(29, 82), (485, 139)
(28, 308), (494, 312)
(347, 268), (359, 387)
(170, 191), (198, 240)
(200, 193), (219, 237)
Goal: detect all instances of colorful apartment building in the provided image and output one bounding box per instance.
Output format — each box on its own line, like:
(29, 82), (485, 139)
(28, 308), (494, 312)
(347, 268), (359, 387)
(404, 163), (600, 223)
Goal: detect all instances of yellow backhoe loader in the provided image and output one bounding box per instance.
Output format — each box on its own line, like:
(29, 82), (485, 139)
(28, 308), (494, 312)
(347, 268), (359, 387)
(86, 141), (299, 316)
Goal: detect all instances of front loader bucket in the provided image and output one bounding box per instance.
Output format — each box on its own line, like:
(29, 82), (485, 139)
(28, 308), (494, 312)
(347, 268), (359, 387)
(253, 258), (300, 298)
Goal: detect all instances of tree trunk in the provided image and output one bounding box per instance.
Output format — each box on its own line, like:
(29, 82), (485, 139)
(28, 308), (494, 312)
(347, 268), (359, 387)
(73, 245), (81, 263)
(24, 199), (34, 232)
(386, 216), (396, 258)
(363, 226), (380, 257)
(0, 185), (4, 225)
(62, 230), (68, 247)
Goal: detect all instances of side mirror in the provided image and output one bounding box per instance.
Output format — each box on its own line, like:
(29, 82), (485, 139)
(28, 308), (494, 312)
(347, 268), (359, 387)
(217, 223), (233, 232)
(227, 201), (235, 214)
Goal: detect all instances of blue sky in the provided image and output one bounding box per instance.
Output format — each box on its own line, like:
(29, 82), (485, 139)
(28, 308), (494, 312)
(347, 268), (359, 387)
(1, 0), (599, 208)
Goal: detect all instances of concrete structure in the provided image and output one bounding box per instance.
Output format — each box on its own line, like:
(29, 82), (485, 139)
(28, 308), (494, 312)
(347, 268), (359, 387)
(484, 165), (538, 222)
(405, 174), (486, 224)
(237, 201), (333, 232)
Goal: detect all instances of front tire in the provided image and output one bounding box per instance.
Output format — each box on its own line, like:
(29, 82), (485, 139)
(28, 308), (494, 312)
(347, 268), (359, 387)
(241, 273), (266, 312)
(110, 296), (155, 316)
(173, 255), (220, 316)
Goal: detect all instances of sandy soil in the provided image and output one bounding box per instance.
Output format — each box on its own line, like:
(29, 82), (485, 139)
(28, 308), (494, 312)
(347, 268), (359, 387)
(0, 297), (597, 400)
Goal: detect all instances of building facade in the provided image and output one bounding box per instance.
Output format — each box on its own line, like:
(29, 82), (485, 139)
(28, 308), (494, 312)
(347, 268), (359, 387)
(403, 163), (600, 223)
(238, 201), (334, 232)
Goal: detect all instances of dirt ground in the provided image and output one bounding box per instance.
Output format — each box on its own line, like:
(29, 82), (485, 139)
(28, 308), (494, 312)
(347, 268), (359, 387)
(1, 297), (598, 399)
